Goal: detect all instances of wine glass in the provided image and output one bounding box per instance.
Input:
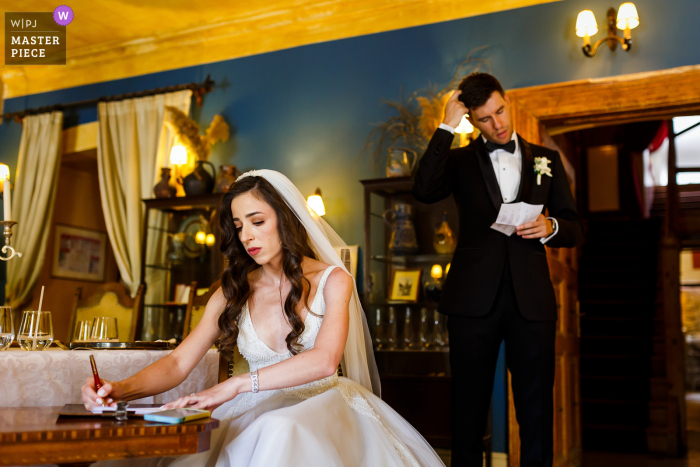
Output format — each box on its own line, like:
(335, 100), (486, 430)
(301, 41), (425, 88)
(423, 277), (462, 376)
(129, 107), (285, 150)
(91, 317), (118, 341)
(18, 311), (54, 351)
(0, 306), (14, 351)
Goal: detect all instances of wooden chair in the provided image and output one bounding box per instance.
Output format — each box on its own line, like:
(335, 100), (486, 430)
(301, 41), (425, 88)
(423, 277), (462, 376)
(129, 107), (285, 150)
(68, 282), (144, 343)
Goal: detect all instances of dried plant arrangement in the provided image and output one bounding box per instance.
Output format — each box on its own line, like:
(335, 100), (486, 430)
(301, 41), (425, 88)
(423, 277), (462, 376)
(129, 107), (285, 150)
(361, 46), (490, 171)
(164, 106), (231, 160)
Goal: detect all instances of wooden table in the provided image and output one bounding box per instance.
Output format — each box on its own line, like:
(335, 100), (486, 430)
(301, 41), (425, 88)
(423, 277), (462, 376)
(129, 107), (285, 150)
(0, 406), (219, 466)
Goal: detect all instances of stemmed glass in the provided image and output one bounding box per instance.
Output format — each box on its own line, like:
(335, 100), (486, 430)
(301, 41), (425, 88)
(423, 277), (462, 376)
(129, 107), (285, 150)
(18, 311), (54, 351)
(0, 307), (14, 351)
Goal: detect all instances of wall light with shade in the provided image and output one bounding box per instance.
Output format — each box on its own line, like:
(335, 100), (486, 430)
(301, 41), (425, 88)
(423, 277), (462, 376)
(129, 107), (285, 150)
(307, 188), (326, 216)
(577, 3), (639, 57)
(430, 264), (443, 280)
(195, 230), (207, 245)
(169, 143), (188, 195)
(454, 115), (474, 147)
(205, 233), (216, 247)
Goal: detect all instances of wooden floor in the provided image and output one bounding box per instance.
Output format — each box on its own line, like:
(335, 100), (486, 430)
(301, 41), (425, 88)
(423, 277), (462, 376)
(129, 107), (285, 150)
(438, 392), (700, 467)
(582, 392), (700, 467)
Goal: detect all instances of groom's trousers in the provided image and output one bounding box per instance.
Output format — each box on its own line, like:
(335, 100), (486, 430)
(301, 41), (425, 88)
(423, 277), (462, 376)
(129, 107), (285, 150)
(447, 269), (556, 467)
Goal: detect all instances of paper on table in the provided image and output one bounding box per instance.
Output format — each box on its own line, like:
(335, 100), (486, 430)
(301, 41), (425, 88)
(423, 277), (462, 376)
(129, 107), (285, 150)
(490, 202), (544, 236)
(92, 406), (163, 415)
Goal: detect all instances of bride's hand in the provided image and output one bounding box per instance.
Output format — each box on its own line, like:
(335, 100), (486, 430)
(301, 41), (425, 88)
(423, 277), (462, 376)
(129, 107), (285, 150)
(161, 378), (241, 412)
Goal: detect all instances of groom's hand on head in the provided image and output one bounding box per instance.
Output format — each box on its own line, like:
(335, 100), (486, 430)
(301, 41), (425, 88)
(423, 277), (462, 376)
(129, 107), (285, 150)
(516, 213), (553, 239)
(442, 90), (468, 129)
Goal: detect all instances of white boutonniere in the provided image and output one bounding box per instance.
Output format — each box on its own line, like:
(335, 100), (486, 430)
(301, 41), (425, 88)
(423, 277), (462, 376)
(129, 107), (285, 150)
(533, 157), (552, 185)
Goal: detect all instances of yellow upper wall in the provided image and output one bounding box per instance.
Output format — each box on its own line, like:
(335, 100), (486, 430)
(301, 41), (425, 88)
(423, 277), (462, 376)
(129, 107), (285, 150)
(1, 0), (558, 99)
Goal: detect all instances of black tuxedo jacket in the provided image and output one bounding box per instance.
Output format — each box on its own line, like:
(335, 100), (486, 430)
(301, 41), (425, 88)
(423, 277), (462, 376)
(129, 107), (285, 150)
(413, 129), (583, 321)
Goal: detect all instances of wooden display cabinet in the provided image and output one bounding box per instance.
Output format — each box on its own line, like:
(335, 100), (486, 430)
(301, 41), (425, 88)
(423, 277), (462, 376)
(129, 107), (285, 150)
(361, 176), (459, 447)
(137, 194), (224, 341)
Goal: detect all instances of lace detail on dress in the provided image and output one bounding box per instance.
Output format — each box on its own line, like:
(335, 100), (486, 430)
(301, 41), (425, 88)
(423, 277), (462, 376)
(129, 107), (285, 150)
(283, 373), (339, 399)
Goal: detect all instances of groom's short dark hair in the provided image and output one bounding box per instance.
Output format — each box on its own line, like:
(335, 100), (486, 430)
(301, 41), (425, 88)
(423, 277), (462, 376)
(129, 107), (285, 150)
(457, 73), (505, 111)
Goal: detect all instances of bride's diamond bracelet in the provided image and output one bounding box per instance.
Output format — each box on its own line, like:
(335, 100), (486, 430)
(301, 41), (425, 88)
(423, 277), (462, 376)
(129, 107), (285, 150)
(250, 369), (259, 393)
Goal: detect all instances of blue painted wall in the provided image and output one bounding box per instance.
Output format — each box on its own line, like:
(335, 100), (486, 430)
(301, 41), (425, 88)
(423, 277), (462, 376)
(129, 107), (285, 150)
(2, 0), (698, 244)
(1, 0), (698, 453)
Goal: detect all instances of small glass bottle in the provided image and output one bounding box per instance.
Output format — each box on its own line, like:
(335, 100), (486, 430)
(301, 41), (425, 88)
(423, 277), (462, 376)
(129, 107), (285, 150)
(403, 307), (416, 349)
(419, 307), (430, 350)
(386, 307), (397, 350)
(431, 310), (447, 349)
(374, 307), (385, 350)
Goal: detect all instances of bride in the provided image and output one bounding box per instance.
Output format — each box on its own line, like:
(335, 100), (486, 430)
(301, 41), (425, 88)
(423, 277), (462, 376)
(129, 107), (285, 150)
(82, 170), (445, 467)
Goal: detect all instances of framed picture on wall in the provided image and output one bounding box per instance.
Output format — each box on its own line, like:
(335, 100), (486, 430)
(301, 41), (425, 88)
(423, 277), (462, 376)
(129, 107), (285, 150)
(388, 268), (422, 302)
(51, 224), (107, 282)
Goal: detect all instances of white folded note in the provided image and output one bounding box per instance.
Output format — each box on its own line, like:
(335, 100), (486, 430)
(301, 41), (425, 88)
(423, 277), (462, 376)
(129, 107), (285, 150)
(91, 406), (163, 415)
(490, 202), (544, 236)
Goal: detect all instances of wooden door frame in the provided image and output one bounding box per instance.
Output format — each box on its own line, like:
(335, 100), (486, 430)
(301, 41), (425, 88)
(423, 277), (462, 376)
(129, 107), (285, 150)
(505, 64), (700, 465)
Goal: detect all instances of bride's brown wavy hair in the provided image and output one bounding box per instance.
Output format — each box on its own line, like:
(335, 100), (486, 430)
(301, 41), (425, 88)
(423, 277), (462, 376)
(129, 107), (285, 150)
(218, 175), (317, 360)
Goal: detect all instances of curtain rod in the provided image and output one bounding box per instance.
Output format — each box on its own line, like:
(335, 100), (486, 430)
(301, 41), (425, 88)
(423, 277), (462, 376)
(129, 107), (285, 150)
(1, 75), (215, 122)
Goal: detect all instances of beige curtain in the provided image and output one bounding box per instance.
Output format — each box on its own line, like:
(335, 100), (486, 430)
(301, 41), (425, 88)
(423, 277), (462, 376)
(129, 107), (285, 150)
(5, 111), (63, 309)
(96, 90), (192, 298)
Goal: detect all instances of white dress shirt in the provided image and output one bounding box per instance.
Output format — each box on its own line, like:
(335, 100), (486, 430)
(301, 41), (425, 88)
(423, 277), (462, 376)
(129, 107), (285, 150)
(438, 123), (558, 244)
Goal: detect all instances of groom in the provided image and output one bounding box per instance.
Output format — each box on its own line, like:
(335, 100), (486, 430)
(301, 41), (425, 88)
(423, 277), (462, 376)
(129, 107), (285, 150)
(413, 73), (583, 467)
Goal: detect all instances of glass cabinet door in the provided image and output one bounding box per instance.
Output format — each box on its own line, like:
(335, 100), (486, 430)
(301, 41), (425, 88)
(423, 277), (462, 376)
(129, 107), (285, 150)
(140, 194), (223, 341)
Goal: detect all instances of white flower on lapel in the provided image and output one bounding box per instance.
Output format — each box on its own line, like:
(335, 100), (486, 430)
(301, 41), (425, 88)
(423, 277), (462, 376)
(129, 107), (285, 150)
(533, 157), (552, 185)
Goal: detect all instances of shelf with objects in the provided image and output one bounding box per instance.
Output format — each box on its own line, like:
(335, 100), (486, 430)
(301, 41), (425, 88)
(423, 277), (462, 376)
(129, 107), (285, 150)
(360, 175), (459, 448)
(138, 193), (224, 342)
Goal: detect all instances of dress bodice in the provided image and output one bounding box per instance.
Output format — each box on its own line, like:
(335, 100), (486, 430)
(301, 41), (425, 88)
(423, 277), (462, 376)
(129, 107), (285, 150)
(237, 265), (336, 372)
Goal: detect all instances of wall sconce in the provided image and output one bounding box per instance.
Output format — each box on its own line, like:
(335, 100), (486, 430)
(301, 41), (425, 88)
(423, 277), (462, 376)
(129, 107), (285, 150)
(205, 233), (216, 247)
(194, 230), (215, 250)
(307, 188), (326, 216)
(195, 230), (207, 245)
(445, 263), (450, 275)
(455, 115), (474, 147)
(0, 164), (21, 261)
(430, 264), (443, 280)
(576, 3), (639, 57)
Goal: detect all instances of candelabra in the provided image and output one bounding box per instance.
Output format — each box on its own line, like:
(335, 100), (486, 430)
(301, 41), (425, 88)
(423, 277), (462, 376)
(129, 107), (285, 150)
(0, 221), (22, 261)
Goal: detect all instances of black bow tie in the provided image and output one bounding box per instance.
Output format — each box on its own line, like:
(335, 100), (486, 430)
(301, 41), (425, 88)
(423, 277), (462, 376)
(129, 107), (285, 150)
(484, 140), (516, 154)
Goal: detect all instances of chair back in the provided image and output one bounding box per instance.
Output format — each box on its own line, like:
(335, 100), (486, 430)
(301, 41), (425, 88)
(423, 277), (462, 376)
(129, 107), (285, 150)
(68, 283), (144, 342)
(183, 280), (221, 339)
(185, 279), (252, 382)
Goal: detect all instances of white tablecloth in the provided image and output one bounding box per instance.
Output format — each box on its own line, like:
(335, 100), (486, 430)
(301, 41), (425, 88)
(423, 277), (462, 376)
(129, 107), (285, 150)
(0, 348), (219, 407)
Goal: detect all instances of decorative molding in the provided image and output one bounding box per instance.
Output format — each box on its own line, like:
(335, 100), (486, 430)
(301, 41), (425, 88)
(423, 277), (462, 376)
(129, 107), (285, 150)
(0, 0), (558, 99)
(508, 65), (700, 133)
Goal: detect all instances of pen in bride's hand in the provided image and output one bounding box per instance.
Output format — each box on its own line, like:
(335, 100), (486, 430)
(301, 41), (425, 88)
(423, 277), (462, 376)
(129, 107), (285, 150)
(89, 354), (104, 406)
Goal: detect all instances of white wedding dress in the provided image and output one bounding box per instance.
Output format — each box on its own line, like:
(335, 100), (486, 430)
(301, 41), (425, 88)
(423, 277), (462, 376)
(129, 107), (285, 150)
(154, 265), (445, 467)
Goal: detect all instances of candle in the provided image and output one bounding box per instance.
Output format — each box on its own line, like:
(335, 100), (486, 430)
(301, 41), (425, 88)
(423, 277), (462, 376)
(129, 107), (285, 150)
(3, 180), (11, 222)
(0, 164), (10, 222)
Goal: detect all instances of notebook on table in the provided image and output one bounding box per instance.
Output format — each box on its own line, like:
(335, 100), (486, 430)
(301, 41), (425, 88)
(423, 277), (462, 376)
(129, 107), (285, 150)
(58, 403), (163, 418)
